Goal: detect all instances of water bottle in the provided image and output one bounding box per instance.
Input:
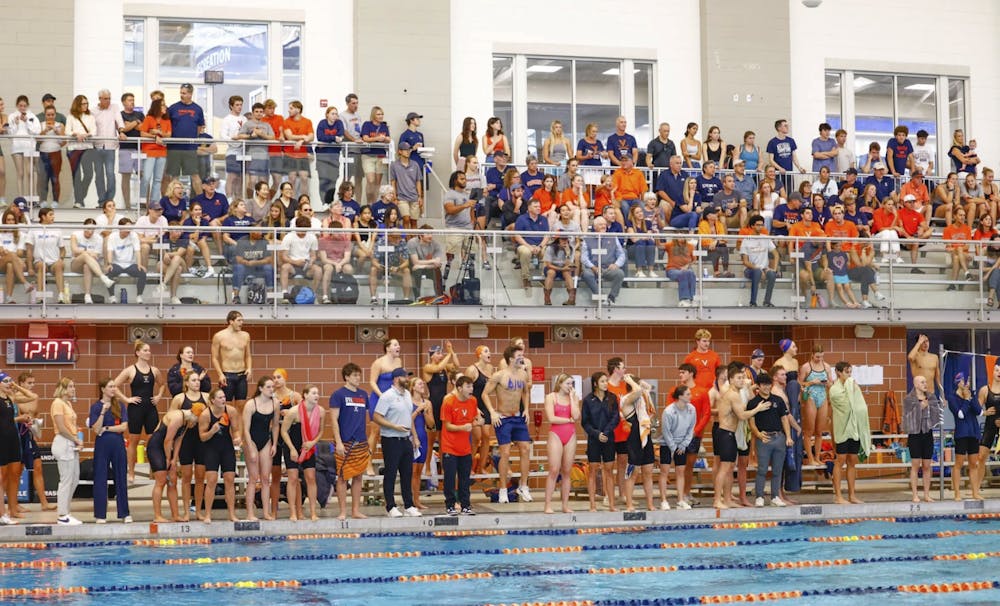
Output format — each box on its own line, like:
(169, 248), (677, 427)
(120, 288), (127, 304)
(702, 267), (709, 278)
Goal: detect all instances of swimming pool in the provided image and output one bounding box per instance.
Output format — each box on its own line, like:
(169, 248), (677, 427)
(1, 515), (1000, 605)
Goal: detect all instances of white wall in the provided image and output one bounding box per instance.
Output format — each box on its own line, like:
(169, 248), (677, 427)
(449, 0), (702, 164)
(789, 0), (1000, 164)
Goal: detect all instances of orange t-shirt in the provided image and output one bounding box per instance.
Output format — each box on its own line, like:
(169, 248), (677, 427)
(612, 168), (648, 202)
(560, 188), (591, 209)
(283, 116), (314, 159)
(900, 180), (930, 204)
(533, 189), (558, 215)
(262, 113), (285, 155)
(607, 379), (631, 443)
(139, 115), (171, 158)
(824, 220), (859, 251)
(593, 189), (614, 217)
(440, 393), (478, 456)
(943, 223), (972, 251)
(683, 350), (720, 391)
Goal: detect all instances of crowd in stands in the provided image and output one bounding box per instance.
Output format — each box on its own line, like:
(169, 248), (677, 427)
(2, 86), (1000, 308)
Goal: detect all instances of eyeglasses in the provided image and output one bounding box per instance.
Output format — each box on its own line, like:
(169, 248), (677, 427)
(301, 208), (313, 213)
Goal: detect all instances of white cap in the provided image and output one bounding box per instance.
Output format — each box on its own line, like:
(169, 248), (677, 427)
(873, 162), (886, 170)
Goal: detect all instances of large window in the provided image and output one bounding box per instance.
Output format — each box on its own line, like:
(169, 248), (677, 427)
(824, 71), (842, 130)
(948, 79), (967, 139)
(124, 19), (145, 104)
(494, 54), (654, 162)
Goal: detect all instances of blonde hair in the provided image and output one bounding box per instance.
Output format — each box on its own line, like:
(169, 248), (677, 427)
(53, 377), (74, 400)
(133, 339), (148, 355)
(694, 329), (712, 341)
(552, 373), (574, 392)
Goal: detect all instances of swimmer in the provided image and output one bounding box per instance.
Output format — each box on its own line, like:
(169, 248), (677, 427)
(241, 377), (279, 521)
(543, 374), (580, 514)
(113, 339), (165, 484)
(368, 338), (403, 475)
(199, 388), (241, 523)
(800, 345), (834, 467)
(330, 363), (371, 520)
(211, 310), (252, 403)
(168, 371), (210, 521)
(281, 384), (324, 521)
(482, 345), (532, 504)
(147, 408), (198, 523)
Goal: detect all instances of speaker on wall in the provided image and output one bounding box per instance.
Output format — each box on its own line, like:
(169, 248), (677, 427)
(356, 325), (389, 343)
(528, 331), (545, 349)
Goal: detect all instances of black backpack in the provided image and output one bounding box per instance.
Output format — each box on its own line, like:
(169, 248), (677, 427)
(449, 277), (481, 305)
(246, 280), (267, 305)
(329, 271), (360, 304)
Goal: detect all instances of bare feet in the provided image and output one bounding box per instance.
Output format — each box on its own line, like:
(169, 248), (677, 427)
(176, 516), (190, 523)
(739, 497), (754, 507)
(954, 495), (964, 502)
(781, 495), (798, 505)
(311, 514), (319, 521)
(352, 512), (367, 520)
(923, 495), (935, 503)
(561, 507), (572, 514)
(543, 508), (554, 514)
(713, 501), (729, 509)
(834, 497), (849, 505)
(337, 513), (347, 521)
(589, 507), (597, 512)
(608, 507), (618, 512)
(202, 517), (212, 524)
(848, 497), (864, 504)
(153, 516), (169, 523)
(229, 515), (240, 522)
(263, 514), (275, 521)
(128, 473), (136, 484)
(290, 516), (299, 522)
(42, 504), (57, 511)
(415, 503), (428, 510)
(246, 515), (259, 522)
(912, 495), (921, 503)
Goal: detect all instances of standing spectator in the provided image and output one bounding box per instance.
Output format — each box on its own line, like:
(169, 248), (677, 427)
(66, 95), (96, 209)
(49, 378), (82, 525)
(92, 89), (125, 203)
(835, 128), (855, 173)
(766, 119), (806, 192)
(810, 122), (838, 174)
(316, 106), (345, 206)
(139, 99), (170, 204)
(118, 93), (144, 209)
(542, 120), (571, 166)
(576, 122), (605, 167)
(282, 100), (314, 198)
(89, 378), (131, 523)
(606, 115), (638, 167)
(234, 102), (275, 188)
(948, 129), (979, 176)
(25, 207), (66, 303)
(441, 376), (481, 516)
(740, 214), (777, 307)
(219, 95), (246, 200)
(104, 217), (147, 304)
(37, 106), (65, 206)
(645, 122), (676, 170)
(911, 129), (934, 175)
(442, 170), (475, 280)
(660, 384), (696, 510)
(360, 106), (391, 204)
(390, 143), (423, 229)
(902, 375), (942, 503)
(340, 94), (363, 190)
(828, 362), (872, 504)
(372, 367), (423, 518)
(398, 112), (425, 181)
(165, 83), (206, 197)
(482, 117), (509, 162)
(680, 122), (702, 173)
(948, 374), (982, 501)
(260, 99), (286, 193)
(6, 95), (40, 197)
(702, 125), (726, 167)
(453, 116), (478, 170)
(887, 125), (914, 178)
(747, 372), (789, 507)
(737, 130), (761, 172)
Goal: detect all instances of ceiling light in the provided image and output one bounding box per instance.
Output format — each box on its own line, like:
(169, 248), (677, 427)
(527, 65), (563, 74)
(601, 68), (640, 76)
(904, 83), (935, 92)
(853, 76), (874, 90)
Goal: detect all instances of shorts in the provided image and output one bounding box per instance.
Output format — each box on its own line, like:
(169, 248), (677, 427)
(202, 441), (237, 474)
(713, 426), (738, 463)
(269, 155), (287, 175)
(980, 418), (998, 449)
(685, 436), (702, 455)
(660, 446), (687, 466)
(362, 155), (385, 174)
(225, 155), (243, 174)
(118, 149), (139, 174)
(833, 274), (850, 285)
(127, 401), (159, 435)
(738, 445), (750, 457)
(495, 415), (531, 445)
(907, 432), (934, 460)
(165, 150), (199, 177)
(178, 428), (203, 465)
(223, 372), (248, 402)
(284, 157), (311, 174)
(446, 233), (469, 256)
(955, 436), (979, 456)
(397, 200), (422, 220)
(615, 440), (629, 455)
(248, 158), (270, 177)
(835, 438), (860, 455)
(586, 438), (615, 463)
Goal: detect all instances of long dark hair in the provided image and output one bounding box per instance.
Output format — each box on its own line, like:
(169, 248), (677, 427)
(252, 376), (273, 399)
(98, 377), (122, 421)
(461, 116), (478, 147)
(590, 371), (616, 412)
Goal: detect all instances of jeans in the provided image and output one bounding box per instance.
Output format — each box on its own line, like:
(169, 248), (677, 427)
(92, 434), (129, 520)
(442, 453), (472, 509)
(629, 241), (656, 269)
(68, 149), (96, 206)
(141, 157), (166, 205)
(989, 269), (1000, 301)
(619, 198), (641, 216)
(232, 263), (275, 290)
(316, 155), (340, 204)
(580, 265), (625, 300)
(38, 151), (62, 203)
(705, 244), (729, 272)
(380, 436), (414, 511)
(52, 435), (80, 517)
(670, 211), (699, 230)
(93, 148), (117, 201)
(666, 268), (696, 301)
(107, 264), (147, 295)
(744, 267), (776, 305)
(754, 435), (786, 499)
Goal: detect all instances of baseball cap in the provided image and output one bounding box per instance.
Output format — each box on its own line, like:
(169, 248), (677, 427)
(203, 176), (219, 185)
(903, 194), (916, 202)
(751, 349), (765, 359)
(732, 158), (745, 166)
(147, 199), (163, 211)
(873, 162), (886, 170)
(390, 367), (409, 379)
(398, 142), (412, 151)
(494, 149), (508, 157)
(41, 93), (56, 102)
(12, 197), (27, 212)
(511, 182), (524, 190)
(405, 112), (422, 123)
(845, 167), (858, 175)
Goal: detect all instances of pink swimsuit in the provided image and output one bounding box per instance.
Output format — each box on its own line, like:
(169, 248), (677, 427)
(551, 401), (576, 445)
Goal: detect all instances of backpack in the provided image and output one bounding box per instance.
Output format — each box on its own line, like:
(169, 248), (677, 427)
(246, 280), (267, 305)
(329, 271), (359, 305)
(449, 277), (481, 305)
(289, 285), (315, 305)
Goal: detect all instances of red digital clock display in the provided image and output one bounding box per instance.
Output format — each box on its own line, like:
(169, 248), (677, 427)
(6, 339), (77, 365)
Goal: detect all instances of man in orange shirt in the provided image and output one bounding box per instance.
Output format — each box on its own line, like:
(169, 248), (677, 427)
(282, 101), (314, 199)
(899, 169), (931, 221)
(683, 329), (720, 390)
(943, 207), (973, 289)
(898, 195), (934, 270)
(261, 99), (286, 192)
(605, 356), (631, 506)
(611, 154), (648, 217)
(790, 208), (834, 307)
(440, 376), (483, 515)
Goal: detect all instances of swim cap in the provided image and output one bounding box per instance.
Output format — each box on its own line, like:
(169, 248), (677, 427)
(779, 339), (793, 353)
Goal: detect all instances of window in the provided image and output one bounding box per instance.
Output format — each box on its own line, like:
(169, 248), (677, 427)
(574, 60), (620, 148)
(158, 21), (269, 82)
(897, 75), (937, 160)
(282, 25), (302, 106)
(824, 71), (842, 130)
(526, 58), (571, 158)
(634, 62), (654, 144)
(948, 79), (966, 139)
(492, 55), (514, 151)
(853, 74), (894, 166)
(124, 19), (145, 105)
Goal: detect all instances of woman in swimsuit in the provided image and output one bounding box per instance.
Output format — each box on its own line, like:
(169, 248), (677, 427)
(199, 388), (241, 522)
(774, 338), (803, 496)
(169, 371), (210, 521)
(800, 345), (834, 467)
(465, 345), (496, 474)
(147, 407), (197, 523)
(543, 374), (581, 514)
(270, 368), (301, 519)
(241, 376), (279, 521)
(681, 122), (702, 173)
(369, 338), (403, 473)
(113, 339), (165, 483)
(0, 374), (32, 524)
(407, 376), (435, 509)
(281, 384), (325, 521)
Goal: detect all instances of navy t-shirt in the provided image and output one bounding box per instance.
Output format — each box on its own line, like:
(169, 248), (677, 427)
(766, 136), (797, 171)
(655, 170), (686, 204)
(316, 118), (344, 155)
(886, 138), (913, 175)
(330, 386), (370, 443)
(398, 129), (426, 171)
(192, 192), (230, 221)
(222, 214), (256, 240)
(576, 139), (604, 167)
(771, 204), (800, 236)
(864, 175), (895, 201)
(520, 169), (545, 201)
(695, 175), (723, 204)
(341, 200), (361, 222)
(606, 133), (638, 162)
(167, 101), (205, 151)
(371, 200), (398, 224)
(360, 121), (390, 156)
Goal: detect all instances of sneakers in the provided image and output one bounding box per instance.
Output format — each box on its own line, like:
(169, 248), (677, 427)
(660, 500), (671, 511)
(170, 297), (183, 305)
(771, 497), (787, 507)
(203, 267), (217, 279)
(122, 516), (133, 524)
(95, 518), (107, 524)
(322, 295), (331, 304)
(189, 266), (205, 278)
(635, 269), (647, 278)
(678, 299), (692, 308)
(515, 485), (533, 502)
(232, 294), (241, 304)
(135, 295), (144, 304)
(676, 500), (692, 510)
(862, 300), (873, 309)
(403, 506), (423, 517)
(101, 275), (115, 289)
(0, 514), (16, 525)
(460, 507), (476, 516)
(874, 291), (887, 302)
(755, 497), (765, 507)
(57, 515), (82, 525)
(58, 292), (69, 304)
(387, 506), (404, 518)
(84, 294), (94, 304)
(446, 507), (458, 516)
(498, 489), (510, 504)
(151, 286), (165, 299)
(482, 259), (492, 271)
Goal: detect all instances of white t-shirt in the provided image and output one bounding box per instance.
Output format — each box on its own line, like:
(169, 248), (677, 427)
(95, 213), (122, 228)
(28, 227), (63, 265)
(836, 147), (854, 173)
(340, 111), (362, 140)
(134, 215), (168, 239)
(106, 231), (139, 267)
(912, 143), (934, 174)
(740, 236), (776, 270)
(0, 232), (23, 254)
(73, 230), (105, 260)
(220, 113), (246, 157)
(282, 231), (318, 261)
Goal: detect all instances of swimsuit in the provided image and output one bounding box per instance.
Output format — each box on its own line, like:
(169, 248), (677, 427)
(128, 364), (158, 435)
(248, 401), (274, 451)
(178, 392), (206, 465)
(428, 370), (449, 428)
(550, 400), (576, 445)
(202, 407), (236, 474)
(783, 369), (803, 492)
(273, 393), (295, 467)
(0, 398), (21, 466)
(803, 366), (829, 407)
(981, 387), (1000, 449)
(368, 371), (396, 420)
(412, 401), (428, 464)
(146, 421), (186, 473)
(471, 365), (490, 419)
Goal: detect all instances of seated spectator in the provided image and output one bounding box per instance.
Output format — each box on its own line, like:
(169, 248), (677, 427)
(368, 228), (411, 303)
(181, 201), (216, 278)
(542, 235), (576, 306)
(841, 194), (872, 234)
(732, 159), (755, 202)
(353, 205), (377, 266)
(760, 164), (787, 199)
(559, 173), (591, 230)
(104, 218), (147, 304)
(698, 207), (732, 277)
(485, 150), (510, 202)
(135, 200), (167, 268)
(70, 218), (115, 304)
(95, 199), (123, 235)
(932, 172), (960, 222)
(871, 198), (905, 263)
(155, 222), (189, 304)
(828, 209), (882, 310)
(274, 182), (299, 221)
(753, 180), (782, 231)
(552, 203), (583, 259)
(664, 237), (696, 307)
(219, 199), (255, 263)
(640, 191), (667, 232)
(192, 176), (229, 223)
(812, 166), (838, 201)
(407, 227), (445, 298)
(655, 155), (686, 218)
(694, 161), (723, 205)
(838, 167), (862, 200)
(513, 199), (550, 293)
(26, 208), (66, 303)
(670, 177), (702, 231)
(864, 162), (895, 202)
(789, 208), (833, 306)
(943, 208), (973, 290)
(279, 216), (321, 299)
(626, 204), (657, 278)
(337, 182), (362, 223)
(827, 241), (859, 309)
(811, 194), (831, 227)
(592, 174), (623, 225)
(264, 201), (288, 239)
(160, 180), (188, 224)
(520, 156), (545, 201)
(900, 169), (932, 222)
(0, 209), (32, 302)
(771, 193), (803, 259)
(230, 228), (273, 304)
(371, 185), (400, 225)
(532, 173), (560, 219)
(739, 214), (777, 307)
(380, 206), (403, 231)
(558, 156), (581, 191)
(714, 173), (747, 229)
(295, 197), (321, 229)
(580, 217), (626, 305)
(317, 217), (354, 302)
(960, 172), (989, 223)
(248, 181), (272, 224)
(898, 195), (934, 269)
(796, 180), (813, 206)
(499, 170), (525, 229)
(860, 141), (881, 174)
(612, 154), (647, 215)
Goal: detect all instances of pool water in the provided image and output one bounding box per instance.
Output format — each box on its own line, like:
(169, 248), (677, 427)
(2, 516), (1000, 605)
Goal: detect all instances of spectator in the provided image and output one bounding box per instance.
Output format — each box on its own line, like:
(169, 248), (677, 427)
(70, 218), (115, 304)
(949, 129), (979, 176)
(860, 141), (881, 174)
(606, 115), (638, 167)
(513, 198), (550, 294)
(442, 170), (475, 277)
(37, 106), (65, 206)
(274, 181), (298, 221)
(155, 222), (189, 304)
(6, 95), (40, 197)
(500, 179), (525, 230)
(790, 208), (833, 305)
(911, 129), (934, 176)
(103, 217), (146, 304)
(317, 207), (354, 297)
(943, 207), (973, 290)
(580, 216), (626, 305)
(646, 122), (676, 170)
(520, 155), (545, 201)
(398, 111), (425, 179)
(541, 235), (576, 306)
(932, 171), (960, 221)
(234, 102), (275, 189)
(485, 149), (510, 214)
(282, 100), (314, 198)
(810, 122), (838, 174)
(747, 372), (789, 507)
(886, 125), (913, 178)
(811, 194), (832, 227)
(698, 207), (732, 277)
(25, 208), (66, 302)
(669, 177), (701, 231)
(118, 93), (144, 209)
(560, 172), (591, 230)
(982, 168), (1000, 221)
(960, 172), (989, 223)
(159, 180), (188, 224)
(771, 191), (803, 239)
(664, 237), (696, 307)
(702, 125), (726, 167)
(740, 214), (777, 307)
(733, 159), (755, 203)
(715, 173), (747, 229)
(92, 89), (125, 202)
(760, 163), (787, 199)
(482, 117), (509, 162)
(655, 155), (686, 217)
(611, 154), (647, 215)
(0, 210), (32, 302)
(766, 119), (807, 189)
(871, 197), (905, 263)
(826, 204), (883, 308)
(542, 120), (571, 166)
(315, 106), (344, 206)
(261, 99), (286, 193)
(279, 216), (321, 299)
(219, 95), (246, 200)
(695, 161), (723, 205)
(575, 122), (605, 167)
(897, 169), (930, 221)
(835, 128), (855, 173)
(230, 228), (273, 304)
(219, 199), (254, 264)
(626, 197), (658, 277)
(248, 181), (272, 224)
(680, 122), (702, 173)
(898, 195), (934, 268)
(65, 94), (96, 209)
(453, 116), (478, 170)
(181, 201), (216, 278)
(191, 176), (229, 223)
(838, 166), (862, 200)
(134, 199), (167, 269)
(812, 166), (838, 201)
(368, 228), (412, 303)
(390, 142), (423, 229)
(407, 227), (445, 298)
(165, 83), (206, 197)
